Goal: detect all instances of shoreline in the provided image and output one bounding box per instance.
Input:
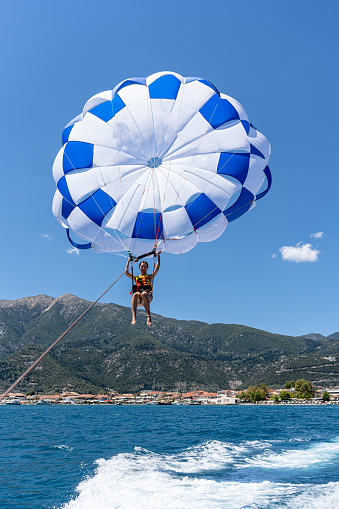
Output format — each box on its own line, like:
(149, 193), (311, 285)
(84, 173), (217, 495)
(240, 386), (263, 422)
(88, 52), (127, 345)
(2, 401), (338, 407)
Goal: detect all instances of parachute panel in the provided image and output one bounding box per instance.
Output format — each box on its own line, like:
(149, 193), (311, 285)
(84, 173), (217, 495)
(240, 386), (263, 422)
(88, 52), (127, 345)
(52, 72), (271, 257)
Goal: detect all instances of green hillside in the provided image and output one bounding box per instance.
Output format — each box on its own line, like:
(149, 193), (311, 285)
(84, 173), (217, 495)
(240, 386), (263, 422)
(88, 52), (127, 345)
(0, 294), (338, 393)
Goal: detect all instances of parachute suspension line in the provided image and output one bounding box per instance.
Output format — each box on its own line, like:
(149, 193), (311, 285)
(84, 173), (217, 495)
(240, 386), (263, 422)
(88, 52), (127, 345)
(151, 124), (157, 243)
(129, 179), (151, 254)
(153, 149), (164, 246)
(60, 151), (127, 255)
(131, 258), (134, 294)
(0, 266), (132, 403)
(146, 83), (154, 163)
(73, 80), (235, 255)
(154, 80), (184, 245)
(156, 170), (271, 245)
(145, 79), (186, 252)
(164, 111), (265, 242)
(115, 130), (129, 253)
(162, 82), (243, 225)
(69, 119), (121, 246)
(152, 251), (157, 292)
(54, 74), (271, 258)
(86, 95), (127, 252)
(154, 108), (272, 246)
(66, 229), (92, 250)
(108, 98), (147, 253)
(104, 114), (131, 254)
(162, 88), (216, 222)
(69, 101), (142, 255)
(158, 80), (186, 231)
(62, 145), (128, 255)
(66, 225), (128, 258)
(155, 79), (186, 237)
(129, 88), (156, 255)
(156, 82), (270, 242)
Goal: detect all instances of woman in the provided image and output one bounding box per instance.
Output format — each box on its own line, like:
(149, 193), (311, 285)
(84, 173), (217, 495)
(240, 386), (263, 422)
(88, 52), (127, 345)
(125, 253), (160, 326)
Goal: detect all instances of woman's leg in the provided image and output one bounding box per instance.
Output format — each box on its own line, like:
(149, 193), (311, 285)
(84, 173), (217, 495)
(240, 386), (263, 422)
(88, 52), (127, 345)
(131, 293), (139, 325)
(141, 292), (152, 325)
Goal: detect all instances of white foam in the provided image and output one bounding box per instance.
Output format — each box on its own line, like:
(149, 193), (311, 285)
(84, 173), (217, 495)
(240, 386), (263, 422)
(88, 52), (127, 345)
(55, 445), (74, 452)
(244, 438), (339, 469)
(60, 440), (339, 509)
(147, 440), (247, 473)
(284, 482), (339, 509)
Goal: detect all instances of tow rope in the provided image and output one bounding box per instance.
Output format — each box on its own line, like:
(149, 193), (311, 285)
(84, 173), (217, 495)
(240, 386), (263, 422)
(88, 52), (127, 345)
(0, 265), (135, 402)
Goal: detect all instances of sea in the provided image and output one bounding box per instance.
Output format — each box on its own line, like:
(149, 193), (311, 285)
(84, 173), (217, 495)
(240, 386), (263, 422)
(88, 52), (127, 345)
(0, 405), (338, 508)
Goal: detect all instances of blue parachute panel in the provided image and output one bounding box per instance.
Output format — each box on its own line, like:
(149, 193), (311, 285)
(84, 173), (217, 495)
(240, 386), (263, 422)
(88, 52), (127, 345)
(89, 95), (125, 122)
(78, 189), (116, 227)
(132, 211), (164, 239)
(62, 198), (76, 220)
(52, 72), (271, 257)
(89, 101), (113, 122)
(149, 75), (181, 100)
(62, 114), (82, 145)
(241, 120), (250, 134)
(217, 153), (250, 184)
(112, 94), (126, 116)
(200, 95), (239, 129)
(66, 229), (92, 250)
(250, 144), (265, 159)
(256, 166), (272, 201)
(63, 142), (93, 174)
(57, 176), (74, 205)
(58, 176), (76, 219)
(185, 193), (221, 229)
(224, 188), (254, 223)
(62, 124), (74, 146)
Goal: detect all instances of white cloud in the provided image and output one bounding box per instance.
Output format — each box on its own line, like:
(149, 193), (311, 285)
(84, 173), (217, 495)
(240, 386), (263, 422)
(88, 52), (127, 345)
(311, 232), (324, 239)
(67, 247), (80, 255)
(41, 233), (52, 240)
(279, 243), (320, 263)
(272, 253), (277, 259)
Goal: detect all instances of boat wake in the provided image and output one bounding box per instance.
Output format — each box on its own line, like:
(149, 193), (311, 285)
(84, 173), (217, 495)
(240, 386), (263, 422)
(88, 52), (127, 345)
(61, 439), (339, 509)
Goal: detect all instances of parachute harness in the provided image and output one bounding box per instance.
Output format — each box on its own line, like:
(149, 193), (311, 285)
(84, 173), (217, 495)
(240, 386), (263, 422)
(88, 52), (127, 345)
(128, 248), (157, 295)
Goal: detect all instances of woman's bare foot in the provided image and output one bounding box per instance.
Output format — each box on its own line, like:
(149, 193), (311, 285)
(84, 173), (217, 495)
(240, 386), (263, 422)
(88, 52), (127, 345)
(131, 318), (136, 325)
(147, 315), (152, 326)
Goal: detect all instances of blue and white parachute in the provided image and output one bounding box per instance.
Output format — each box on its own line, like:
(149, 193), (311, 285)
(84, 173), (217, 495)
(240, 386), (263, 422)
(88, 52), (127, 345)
(52, 72), (271, 257)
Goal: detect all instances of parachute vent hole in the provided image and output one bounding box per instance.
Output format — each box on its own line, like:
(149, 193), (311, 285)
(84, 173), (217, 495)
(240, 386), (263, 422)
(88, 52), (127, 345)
(147, 157), (162, 168)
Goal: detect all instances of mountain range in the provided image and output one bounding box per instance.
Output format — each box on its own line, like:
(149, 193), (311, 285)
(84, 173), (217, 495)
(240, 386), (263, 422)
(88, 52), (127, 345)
(0, 294), (338, 394)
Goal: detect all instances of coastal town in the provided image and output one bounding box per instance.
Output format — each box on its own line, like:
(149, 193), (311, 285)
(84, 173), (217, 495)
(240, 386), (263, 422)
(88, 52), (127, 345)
(2, 386), (339, 405)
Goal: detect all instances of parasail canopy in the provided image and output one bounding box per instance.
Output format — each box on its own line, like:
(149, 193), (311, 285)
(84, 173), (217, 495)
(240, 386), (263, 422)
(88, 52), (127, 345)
(52, 72), (271, 257)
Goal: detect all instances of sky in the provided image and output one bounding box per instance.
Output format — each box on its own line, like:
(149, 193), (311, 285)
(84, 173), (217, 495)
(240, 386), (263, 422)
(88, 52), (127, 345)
(0, 0), (338, 337)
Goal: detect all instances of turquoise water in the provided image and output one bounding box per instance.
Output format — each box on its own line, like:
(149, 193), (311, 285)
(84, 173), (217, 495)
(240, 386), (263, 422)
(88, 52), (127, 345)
(0, 405), (339, 508)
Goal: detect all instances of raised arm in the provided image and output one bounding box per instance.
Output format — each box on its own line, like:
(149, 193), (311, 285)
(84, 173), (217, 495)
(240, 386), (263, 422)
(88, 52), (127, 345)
(125, 258), (135, 281)
(150, 252), (161, 280)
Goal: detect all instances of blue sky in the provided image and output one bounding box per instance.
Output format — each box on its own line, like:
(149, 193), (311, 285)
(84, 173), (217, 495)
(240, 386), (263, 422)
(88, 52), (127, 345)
(0, 1), (338, 337)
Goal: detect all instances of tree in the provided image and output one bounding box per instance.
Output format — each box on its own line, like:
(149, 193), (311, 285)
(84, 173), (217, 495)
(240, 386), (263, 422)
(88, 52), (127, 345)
(239, 384), (268, 403)
(285, 381), (295, 389)
(294, 379), (314, 399)
(26, 390), (35, 396)
(259, 383), (269, 393)
(322, 390), (330, 402)
(279, 390), (291, 401)
(250, 391), (262, 403)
